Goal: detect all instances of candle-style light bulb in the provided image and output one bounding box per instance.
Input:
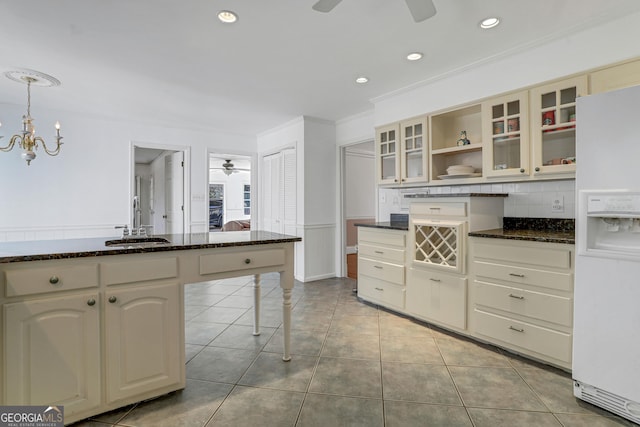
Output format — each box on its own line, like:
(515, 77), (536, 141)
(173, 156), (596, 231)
(55, 121), (60, 130)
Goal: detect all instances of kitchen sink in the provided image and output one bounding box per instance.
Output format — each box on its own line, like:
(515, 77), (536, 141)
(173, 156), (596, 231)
(105, 237), (171, 247)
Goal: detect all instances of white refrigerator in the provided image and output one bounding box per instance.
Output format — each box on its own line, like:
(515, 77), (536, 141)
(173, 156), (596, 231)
(573, 84), (640, 424)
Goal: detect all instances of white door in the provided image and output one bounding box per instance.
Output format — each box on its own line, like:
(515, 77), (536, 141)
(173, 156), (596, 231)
(261, 148), (296, 235)
(164, 152), (184, 234)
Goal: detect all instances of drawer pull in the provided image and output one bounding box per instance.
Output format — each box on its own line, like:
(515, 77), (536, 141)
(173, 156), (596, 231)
(374, 250), (384, 254)
(509, 273), (525, 278)
(429, 278), (441, 282)
(374, 287), (384, 291)
(509, 326), (525, 333)
(508, 294), (525, 300)
(374, 265), (383, 269)
(245, 258), (251, 264)
(87, 298), (96, 306)
(429, 207), (441, 210)
(108, 296), (117, 304)
(49, 276), (60, 285)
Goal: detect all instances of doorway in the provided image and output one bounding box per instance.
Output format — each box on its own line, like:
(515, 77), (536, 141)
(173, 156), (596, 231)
(208, 154), (252, 231)
(133, 144), (189, 235)
(339, 140), (376, 278)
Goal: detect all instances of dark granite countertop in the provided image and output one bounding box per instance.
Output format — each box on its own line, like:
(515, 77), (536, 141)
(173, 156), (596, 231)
(404, 193), (508, 198)
(468, 217), (575, 244)
(355, 222), (409, 231)
(0, 231), (302, 264)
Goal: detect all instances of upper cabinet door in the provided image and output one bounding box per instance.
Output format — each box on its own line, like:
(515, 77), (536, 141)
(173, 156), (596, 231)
(376, 123), (401, 185)
(530, 76), (587, 176)
(483, 91), (530, 178)
(400, 117), (428, 184)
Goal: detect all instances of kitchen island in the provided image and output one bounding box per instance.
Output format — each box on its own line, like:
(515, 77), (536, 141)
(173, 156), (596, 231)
(0, 231), (301, 425)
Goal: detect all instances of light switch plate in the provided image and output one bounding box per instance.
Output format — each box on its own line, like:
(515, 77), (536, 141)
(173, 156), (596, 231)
(552, 195), (564, 213)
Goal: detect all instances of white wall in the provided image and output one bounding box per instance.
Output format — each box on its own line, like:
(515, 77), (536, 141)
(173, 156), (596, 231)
(0, 104), (255, 241)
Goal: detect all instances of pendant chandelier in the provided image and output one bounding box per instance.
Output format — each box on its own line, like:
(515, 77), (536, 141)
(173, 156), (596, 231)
(0, 70), (63, 165)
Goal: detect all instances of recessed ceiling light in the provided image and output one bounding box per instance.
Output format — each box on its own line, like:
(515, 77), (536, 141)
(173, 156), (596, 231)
(407, 52), (423, 61)
(218, 10), (238, 23)
(480, 17), (500, 29)
(355, 76), (369, 84)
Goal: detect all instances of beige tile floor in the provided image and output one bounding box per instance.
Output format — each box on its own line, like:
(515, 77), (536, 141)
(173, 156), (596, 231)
(73, 274), (637, 426)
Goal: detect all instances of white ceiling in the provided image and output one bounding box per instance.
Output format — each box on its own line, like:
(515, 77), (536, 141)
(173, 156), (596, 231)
(1, 0), (639, 137)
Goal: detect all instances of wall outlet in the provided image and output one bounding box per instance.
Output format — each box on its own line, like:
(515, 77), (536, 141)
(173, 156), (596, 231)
(552, 195), (564, 213)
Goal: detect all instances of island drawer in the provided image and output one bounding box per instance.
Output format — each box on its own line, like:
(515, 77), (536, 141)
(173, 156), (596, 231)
(102, 257), (178, 285)
(4, 263), (99, 297)
(200, 248), (285, 275)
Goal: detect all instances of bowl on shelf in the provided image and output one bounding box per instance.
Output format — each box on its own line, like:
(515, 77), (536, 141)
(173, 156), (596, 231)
(446, 165), (475, 175)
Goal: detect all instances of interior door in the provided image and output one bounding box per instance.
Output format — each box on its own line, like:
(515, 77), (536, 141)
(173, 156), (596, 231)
(164, 152), (184, 234)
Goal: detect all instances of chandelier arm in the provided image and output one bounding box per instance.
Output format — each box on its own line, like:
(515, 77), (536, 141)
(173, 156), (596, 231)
(38, 136), (63, 156)
(0, 135), (23, 152)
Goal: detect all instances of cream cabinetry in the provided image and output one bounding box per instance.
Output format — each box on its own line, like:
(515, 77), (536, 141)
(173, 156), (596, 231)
(406, 267), (467, 330)
(357, 227), (406, 311)
(483, 91), (530, 178)
(469, 237), (574, 369)
(105, 282), (181, 403)
(4, 292), (101, 414)
(376, 117), (428, 185)
(590, 58), (640, 94)
(530, 75), (587, 176)
(1, 255), (183, 421)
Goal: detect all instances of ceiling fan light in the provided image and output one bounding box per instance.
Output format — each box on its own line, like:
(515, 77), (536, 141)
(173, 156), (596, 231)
(355, 76), (369, 84)
(407, 52), (423, 61)
(480, 17), (500, 29)
(218, 10), (238, 23)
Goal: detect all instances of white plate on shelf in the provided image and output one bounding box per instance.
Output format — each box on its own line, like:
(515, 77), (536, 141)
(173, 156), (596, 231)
(438, 173), (482, 180)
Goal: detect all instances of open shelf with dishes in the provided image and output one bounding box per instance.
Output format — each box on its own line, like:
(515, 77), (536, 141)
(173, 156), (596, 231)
(430, 104), (483, 181)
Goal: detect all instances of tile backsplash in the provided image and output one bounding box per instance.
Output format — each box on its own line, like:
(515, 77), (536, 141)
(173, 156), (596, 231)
(379, 179), (575, 220)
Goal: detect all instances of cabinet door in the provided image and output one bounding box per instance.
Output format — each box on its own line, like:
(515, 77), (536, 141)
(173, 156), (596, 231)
(406, 268), (467, 330)
(400, 117), (428, 184)
(530, 76), (587, 175)
(105, 282), (181, 403)
(376, 123), (401, 184)
(590, 59), (640, 95)
(483, 91), (530, 177)
(4, 293), (101, 414)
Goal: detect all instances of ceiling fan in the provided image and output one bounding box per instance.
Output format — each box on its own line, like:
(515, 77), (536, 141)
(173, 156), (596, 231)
(312, 0), (436, 22)
(214, 159), (250, 176)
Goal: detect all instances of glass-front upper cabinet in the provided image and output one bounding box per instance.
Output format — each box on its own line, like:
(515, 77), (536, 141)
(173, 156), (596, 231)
(400, 116), (428, 184)
(530, 76), (587, 175)
(482, 91), (529, 178)
(376, 117), (428, 185)
(376, 123), (400, 185)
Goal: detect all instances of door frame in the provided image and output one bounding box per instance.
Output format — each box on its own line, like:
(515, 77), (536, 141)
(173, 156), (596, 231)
(130, 141), (191, 234)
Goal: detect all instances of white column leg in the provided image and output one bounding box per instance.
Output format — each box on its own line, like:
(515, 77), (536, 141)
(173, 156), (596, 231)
(279, 270), (293, 362)
(252, 274), (261, 336)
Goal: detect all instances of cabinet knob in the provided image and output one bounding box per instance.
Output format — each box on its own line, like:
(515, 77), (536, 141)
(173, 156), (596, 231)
(108, 296), (117, 303)
(535, 167), (540, 172)
(244, 258), (251, 264)
(394, 179), (398, 183)
(87, 298), (96, 306)
(49, 276), (59, 285)
(520, 168), (525, 173)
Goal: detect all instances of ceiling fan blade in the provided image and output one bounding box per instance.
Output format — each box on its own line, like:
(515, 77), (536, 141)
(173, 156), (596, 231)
(405, 0), (436, 22)
(312, 0), (343, 13)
